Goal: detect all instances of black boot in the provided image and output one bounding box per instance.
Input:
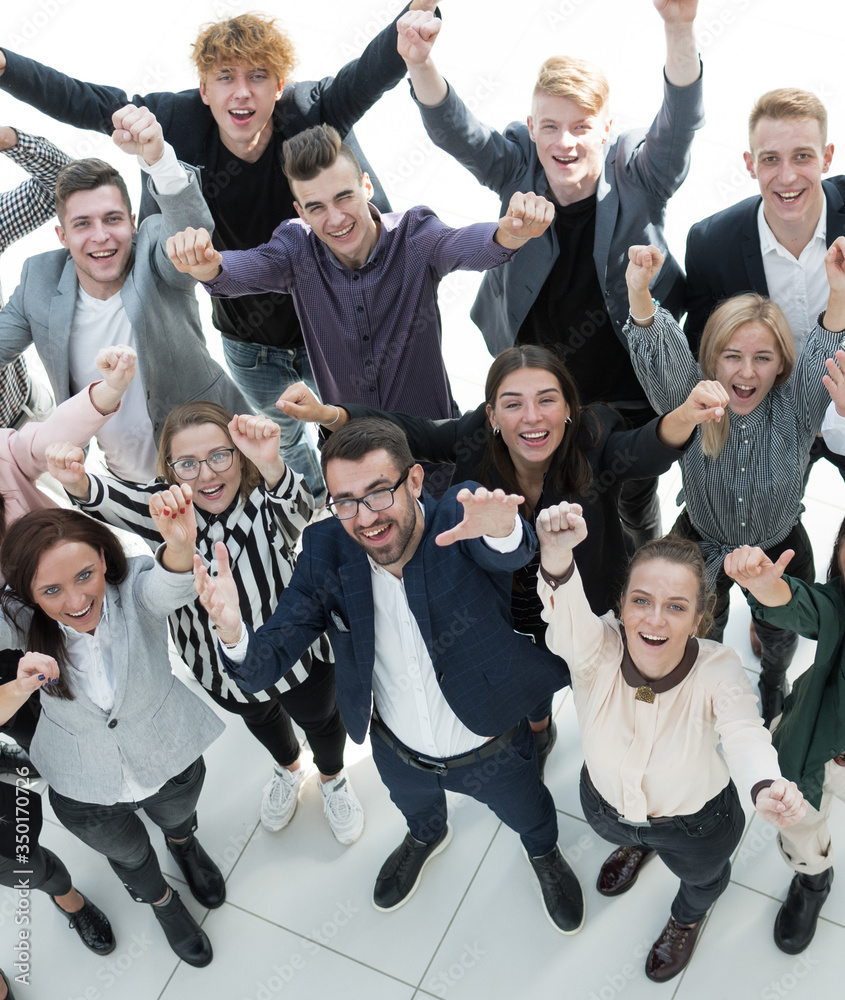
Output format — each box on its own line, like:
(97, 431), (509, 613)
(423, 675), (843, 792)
(758, 674), (791, 728)
(166, 833), (225, 908)
(774, 868), (833, 954)
(533, 720), (557, 783)
(152, 888), (213, 967)
(757, 625), (798, 727)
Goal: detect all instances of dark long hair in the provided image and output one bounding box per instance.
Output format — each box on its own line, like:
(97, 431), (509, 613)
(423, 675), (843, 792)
(482, 345), (593, 516)
(827, 514), (845, 583)
(0, 509), (129, 701)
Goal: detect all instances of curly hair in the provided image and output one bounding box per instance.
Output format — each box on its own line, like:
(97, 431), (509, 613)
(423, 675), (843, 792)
(191, 12), (297, 84)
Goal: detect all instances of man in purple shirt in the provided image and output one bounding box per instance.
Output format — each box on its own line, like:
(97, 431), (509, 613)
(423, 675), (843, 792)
(167, 124), (553, 421)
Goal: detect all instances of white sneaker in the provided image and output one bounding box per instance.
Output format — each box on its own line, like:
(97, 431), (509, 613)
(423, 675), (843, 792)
(260, 765), (306, 832)
(319, 772), (365, 845)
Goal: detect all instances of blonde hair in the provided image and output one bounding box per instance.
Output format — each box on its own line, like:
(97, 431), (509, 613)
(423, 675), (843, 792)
(191, 12), (297, 85)
(749, 88), (828, 148)
(533, 55), (609, 117)
(698, 294), (796, 458)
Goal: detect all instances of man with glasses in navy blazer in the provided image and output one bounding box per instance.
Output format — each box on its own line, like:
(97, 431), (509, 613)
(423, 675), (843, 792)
(195, 417), (584, 936)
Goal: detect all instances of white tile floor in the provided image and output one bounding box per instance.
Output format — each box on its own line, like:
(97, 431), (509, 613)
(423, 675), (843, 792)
(2, 0), (845, 997)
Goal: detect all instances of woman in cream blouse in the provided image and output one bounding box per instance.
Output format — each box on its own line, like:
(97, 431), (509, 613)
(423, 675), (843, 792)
(536, 501), (807, 983)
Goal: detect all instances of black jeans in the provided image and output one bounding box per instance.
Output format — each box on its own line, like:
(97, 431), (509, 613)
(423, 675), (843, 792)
(206, 658), (347, 776)
(50, 758), (206, 905)
(580, 766), (745, 923)
(671, 512), (815, 682)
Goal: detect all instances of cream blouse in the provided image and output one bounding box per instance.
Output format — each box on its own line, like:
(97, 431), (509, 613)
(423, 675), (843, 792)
(540, 565), (780, 821)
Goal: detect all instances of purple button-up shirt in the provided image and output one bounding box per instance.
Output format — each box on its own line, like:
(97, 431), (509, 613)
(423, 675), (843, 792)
(204, 205), (516, 417)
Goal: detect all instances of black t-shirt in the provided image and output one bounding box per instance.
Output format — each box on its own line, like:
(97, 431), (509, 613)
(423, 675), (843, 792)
(202, 134), (303, 349)
(516, 194), (648, 407)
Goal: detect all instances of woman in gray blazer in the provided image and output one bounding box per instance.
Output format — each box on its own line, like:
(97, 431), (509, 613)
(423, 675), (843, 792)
(0, 498), (225, 968)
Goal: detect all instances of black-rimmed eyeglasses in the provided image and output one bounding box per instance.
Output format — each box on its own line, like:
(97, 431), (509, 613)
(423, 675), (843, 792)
(168, 448), (236, 480)
(326, 468), (411, 520)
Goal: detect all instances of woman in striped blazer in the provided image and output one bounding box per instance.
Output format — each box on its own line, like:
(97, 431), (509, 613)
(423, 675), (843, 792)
(45, 402), (363, 846)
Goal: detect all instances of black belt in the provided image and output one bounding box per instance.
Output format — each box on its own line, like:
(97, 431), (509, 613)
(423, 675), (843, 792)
(583, 766), (675, 828)
(370, 713), (518, 775)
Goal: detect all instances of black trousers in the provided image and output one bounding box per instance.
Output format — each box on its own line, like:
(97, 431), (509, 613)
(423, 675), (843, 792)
(0, 782), (72, 897)
(206, 658), (347, 776)
(580, 767), (745, 924)
(671, 512), (815, 682)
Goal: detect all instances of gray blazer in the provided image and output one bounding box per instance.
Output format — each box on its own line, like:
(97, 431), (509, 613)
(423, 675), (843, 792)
(0, 555), (225, 804)
(0, 165), (251, 442)
(415, 71), (705, 355)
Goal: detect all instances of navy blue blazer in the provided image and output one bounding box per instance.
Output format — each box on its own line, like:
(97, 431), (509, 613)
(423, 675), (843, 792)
(223, 484), (570, 744)
(684, 175), (845, 349)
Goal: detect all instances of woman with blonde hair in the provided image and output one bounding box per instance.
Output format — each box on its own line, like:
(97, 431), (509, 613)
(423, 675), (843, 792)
(623, 238), (845, 724)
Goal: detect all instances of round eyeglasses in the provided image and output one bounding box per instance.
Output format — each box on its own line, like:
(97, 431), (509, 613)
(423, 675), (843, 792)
(325, 468), (411, 520)
(168, 448), (236, 480)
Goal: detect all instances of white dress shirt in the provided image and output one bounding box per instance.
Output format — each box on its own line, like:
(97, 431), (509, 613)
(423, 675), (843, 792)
(59, 596), (164, 802)
(758, 199), (829, 356)
(224, 506), (524, 758)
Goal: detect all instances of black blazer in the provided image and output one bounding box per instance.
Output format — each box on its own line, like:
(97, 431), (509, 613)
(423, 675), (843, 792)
(0, 9), (412, 218)
(684, 175), (845, 349)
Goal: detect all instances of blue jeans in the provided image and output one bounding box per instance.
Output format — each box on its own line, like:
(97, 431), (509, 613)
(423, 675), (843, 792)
(222, 339), (325, 502)
(370, 718), (558, 856)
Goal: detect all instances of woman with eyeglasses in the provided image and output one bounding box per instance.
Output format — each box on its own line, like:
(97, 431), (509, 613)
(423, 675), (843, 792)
(44, 401), (363, 847)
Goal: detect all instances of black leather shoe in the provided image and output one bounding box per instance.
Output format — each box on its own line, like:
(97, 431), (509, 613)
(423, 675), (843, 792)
(152, 888), (213, 967)
(166, 833), (225, 908)
(0, 966), (16, 1000)
(774, 869), (833, 954)
(759, 676), (791, 728)
(645, 916), (703, 982)
(597, 845), (656, 897)
(373, 825), (452, 912)
(525, 845), (585, 934)
(0, 743), (39, 778)
(533, 720), (558, 784)
(51, 893), (115, 954)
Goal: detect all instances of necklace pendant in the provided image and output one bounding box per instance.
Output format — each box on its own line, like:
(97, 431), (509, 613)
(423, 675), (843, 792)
(635, 685), (656, 704)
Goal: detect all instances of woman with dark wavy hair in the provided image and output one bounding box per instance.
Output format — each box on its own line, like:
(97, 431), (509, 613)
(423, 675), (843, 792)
(278, 344), (724, 775)
(0, 501), (226, 969)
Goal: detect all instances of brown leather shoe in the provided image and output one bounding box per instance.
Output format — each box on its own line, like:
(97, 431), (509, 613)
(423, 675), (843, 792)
(597, 845), (656, 897)
(645, 916), (703, 982)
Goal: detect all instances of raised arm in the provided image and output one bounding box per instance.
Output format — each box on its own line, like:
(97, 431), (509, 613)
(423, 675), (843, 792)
(0, 48), (133, 134)
(0, 128), (71, 253)
(724, 545), (795, 609)
(656, 379), (729, 449)
(5, 346), (136, 482)
(623, 244), (701, 411)
(302, 3), (437, 136)
(653, 0), (700, 87)
(396, 10), (447, 107)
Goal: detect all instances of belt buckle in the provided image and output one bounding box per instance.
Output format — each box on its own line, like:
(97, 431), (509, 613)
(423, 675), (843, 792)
(414, 755), (448, 775)
(617, 816), (651, 828)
